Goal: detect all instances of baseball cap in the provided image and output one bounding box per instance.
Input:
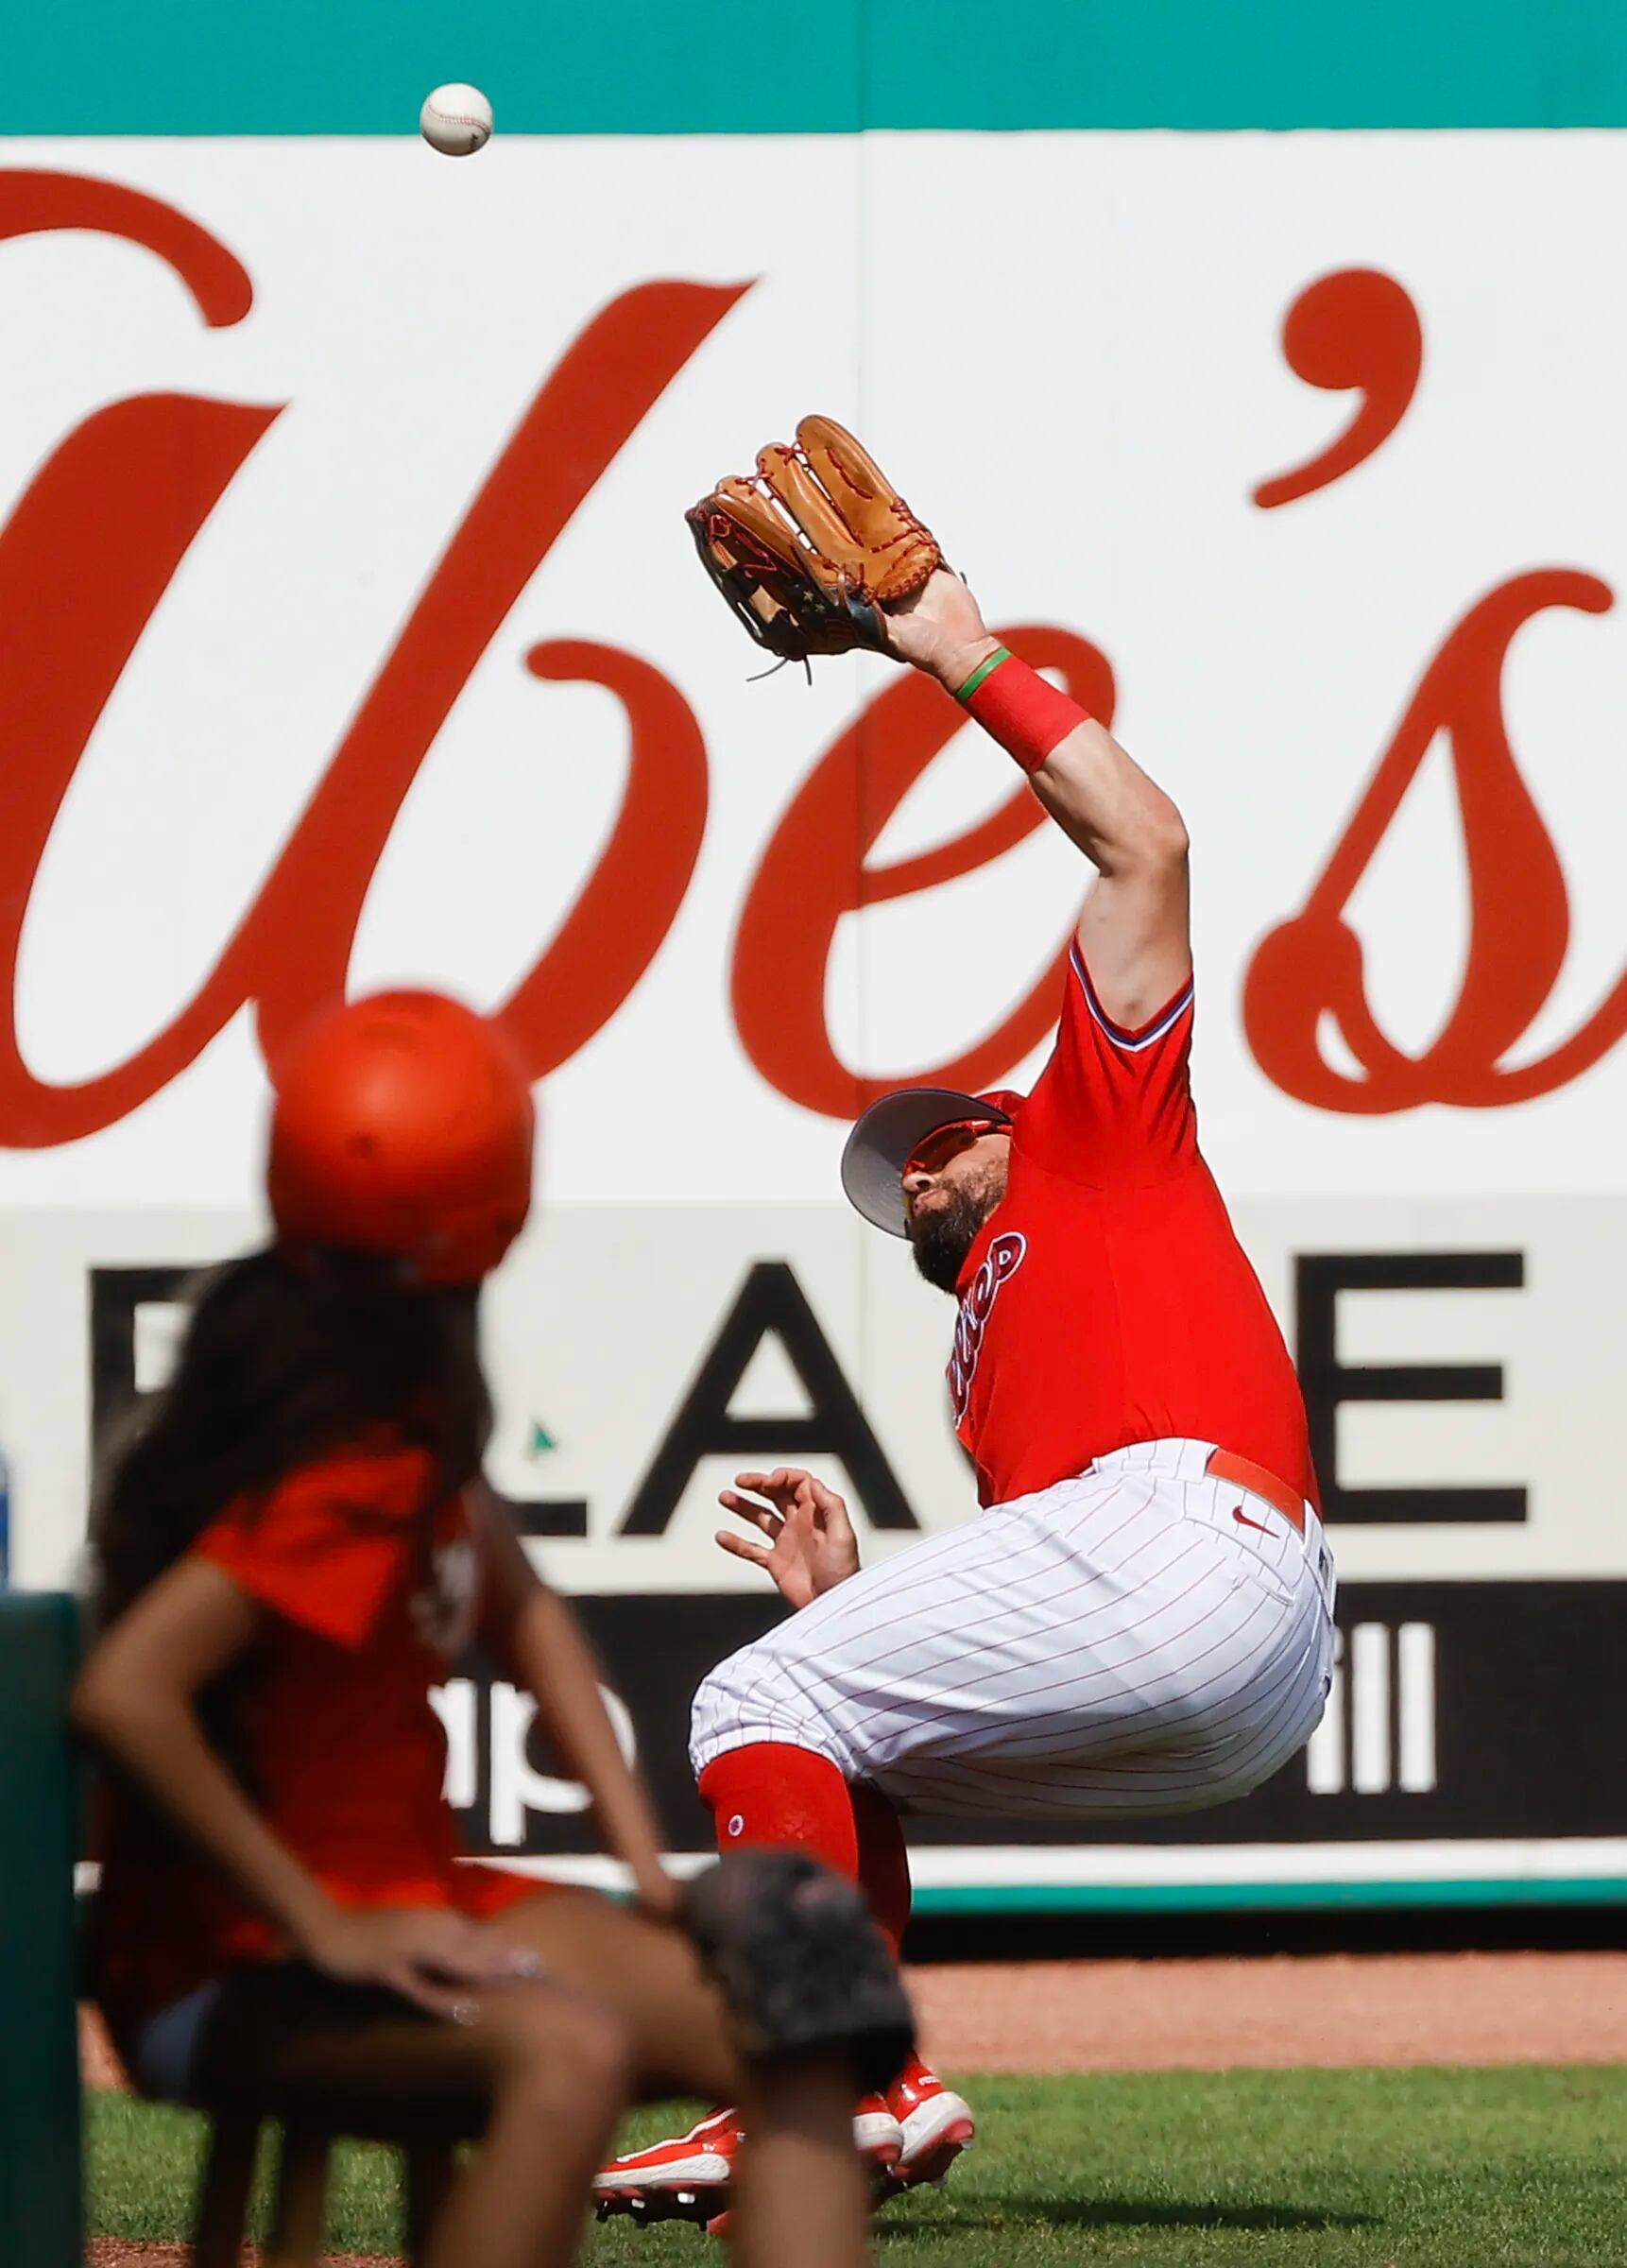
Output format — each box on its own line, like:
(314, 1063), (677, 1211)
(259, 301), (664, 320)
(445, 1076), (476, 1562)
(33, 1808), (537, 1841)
(840, 1086), (1021, 1238)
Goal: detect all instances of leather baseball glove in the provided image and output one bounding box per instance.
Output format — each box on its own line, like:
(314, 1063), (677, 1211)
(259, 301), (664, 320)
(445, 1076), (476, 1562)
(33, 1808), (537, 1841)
(685, 416), (944, 663)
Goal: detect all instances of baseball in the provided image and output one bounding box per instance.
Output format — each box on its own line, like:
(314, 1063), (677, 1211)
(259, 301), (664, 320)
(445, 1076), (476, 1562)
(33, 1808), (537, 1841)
(420, 83), (493, 157)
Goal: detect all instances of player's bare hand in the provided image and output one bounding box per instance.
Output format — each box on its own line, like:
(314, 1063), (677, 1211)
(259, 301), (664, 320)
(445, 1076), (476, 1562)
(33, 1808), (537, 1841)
(716, 1468), (861, 1610)
(878, 567), (1001, 692)
(302, 1903), (543, 2019)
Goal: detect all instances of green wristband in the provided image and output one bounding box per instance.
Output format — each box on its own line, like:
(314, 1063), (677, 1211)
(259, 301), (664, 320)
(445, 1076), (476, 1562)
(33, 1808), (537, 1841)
(953, 646), (1013, 705)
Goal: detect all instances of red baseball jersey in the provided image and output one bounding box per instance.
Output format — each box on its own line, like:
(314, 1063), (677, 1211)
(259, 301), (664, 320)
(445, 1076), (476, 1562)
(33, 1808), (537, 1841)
(949, 945), (1317, 1511)
(91, 1438), (537, 2036)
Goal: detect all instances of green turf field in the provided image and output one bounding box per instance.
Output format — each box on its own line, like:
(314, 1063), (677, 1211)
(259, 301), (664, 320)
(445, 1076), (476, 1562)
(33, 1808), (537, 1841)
(89, 2067), (1627, 2265)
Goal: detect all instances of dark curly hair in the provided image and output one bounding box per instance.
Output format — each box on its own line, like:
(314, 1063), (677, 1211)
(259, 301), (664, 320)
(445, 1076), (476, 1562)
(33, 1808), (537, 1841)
(88, 1245), (492, 1636)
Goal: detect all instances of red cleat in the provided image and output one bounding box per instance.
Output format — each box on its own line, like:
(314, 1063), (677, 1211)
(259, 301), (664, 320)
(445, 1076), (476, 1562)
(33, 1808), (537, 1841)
(852, 2091), (904, 2171)
(884, 2055), (977, 2191)
(593, 2096), (904, 2229)
(593, 2105), (741, 2224)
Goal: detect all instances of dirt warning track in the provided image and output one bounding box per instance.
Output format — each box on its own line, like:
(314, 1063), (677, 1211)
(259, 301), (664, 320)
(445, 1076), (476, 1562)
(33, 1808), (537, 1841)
(908, 1950), (1627, 2071)
(82, 1951), (1627, 2097)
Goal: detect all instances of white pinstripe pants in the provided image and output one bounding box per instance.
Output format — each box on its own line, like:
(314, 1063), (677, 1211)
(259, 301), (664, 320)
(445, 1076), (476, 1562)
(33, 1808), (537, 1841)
(690, 1439), (1337, 1819)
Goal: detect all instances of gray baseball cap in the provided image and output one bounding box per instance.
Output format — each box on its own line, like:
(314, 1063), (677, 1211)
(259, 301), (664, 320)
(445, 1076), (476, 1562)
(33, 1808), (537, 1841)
(839, 1086), (1018, 1238)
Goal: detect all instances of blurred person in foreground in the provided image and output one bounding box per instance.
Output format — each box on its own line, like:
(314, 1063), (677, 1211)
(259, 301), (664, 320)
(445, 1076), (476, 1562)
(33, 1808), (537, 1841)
(74, 989), (909, 2268)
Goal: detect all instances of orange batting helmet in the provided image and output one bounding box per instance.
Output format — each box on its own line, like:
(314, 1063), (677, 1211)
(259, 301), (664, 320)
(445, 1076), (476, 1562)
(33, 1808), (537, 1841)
(266, 990), (535, 1283)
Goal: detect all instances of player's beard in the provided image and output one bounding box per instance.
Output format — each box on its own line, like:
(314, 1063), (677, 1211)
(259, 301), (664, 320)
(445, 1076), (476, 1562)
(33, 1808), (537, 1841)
(907, 1167), (1007, 1296)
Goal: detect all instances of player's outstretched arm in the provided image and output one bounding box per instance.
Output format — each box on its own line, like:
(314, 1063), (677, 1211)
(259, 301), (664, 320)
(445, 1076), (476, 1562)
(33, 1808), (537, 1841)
(882, 572), (1191, 1030)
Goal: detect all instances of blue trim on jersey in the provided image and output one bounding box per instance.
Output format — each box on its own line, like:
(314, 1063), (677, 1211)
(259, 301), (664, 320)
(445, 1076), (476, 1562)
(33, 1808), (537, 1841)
(1070, 944), (1194, 1051)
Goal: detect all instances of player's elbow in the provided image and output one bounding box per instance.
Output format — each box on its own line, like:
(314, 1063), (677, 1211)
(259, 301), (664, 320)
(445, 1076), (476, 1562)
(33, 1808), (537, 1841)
(1120, 792), (1189, 878)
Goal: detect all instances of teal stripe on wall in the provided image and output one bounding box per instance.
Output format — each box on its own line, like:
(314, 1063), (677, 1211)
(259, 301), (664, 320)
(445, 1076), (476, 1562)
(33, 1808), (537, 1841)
(7, 0), (1627, 135)
(913, 1879), (1627, 1916)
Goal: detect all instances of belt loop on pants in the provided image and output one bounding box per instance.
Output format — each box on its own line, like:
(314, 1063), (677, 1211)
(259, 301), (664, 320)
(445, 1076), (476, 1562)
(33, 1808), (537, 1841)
(1205, 1448), (1307, 1535)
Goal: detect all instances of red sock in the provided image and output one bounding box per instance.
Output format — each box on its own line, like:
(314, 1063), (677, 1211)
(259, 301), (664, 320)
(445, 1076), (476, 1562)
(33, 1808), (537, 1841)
(852, 1781), (913, 1959)
(698, 1744), (859, 1876)
(697, 1745), (914, 1959)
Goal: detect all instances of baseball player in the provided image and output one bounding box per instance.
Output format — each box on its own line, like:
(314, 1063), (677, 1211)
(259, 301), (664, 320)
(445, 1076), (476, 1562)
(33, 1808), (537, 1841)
(596, 421), (1336, 2223)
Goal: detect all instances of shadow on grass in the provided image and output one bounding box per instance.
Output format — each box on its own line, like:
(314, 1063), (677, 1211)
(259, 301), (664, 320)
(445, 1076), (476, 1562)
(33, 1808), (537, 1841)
(881, 2196), (1379, 2235)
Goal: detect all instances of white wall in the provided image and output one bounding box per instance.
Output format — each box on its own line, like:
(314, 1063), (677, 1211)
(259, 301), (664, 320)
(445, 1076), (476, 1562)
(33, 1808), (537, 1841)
(1, 133), (1621, 1591)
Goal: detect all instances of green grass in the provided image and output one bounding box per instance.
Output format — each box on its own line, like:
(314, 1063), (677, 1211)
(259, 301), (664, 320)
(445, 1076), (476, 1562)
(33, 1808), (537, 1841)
(89, 2066), (1627, 2265)
(88, 2096), (406, 2252)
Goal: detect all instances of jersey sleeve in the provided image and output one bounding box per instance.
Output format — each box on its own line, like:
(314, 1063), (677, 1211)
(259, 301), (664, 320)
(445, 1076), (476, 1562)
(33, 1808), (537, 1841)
(1014, 942), (1197, 1184)
(195, 1446), (432, 1649)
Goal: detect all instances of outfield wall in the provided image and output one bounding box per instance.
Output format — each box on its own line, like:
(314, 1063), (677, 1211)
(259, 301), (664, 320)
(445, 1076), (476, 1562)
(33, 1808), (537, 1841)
(1, 6), (1623, 1909)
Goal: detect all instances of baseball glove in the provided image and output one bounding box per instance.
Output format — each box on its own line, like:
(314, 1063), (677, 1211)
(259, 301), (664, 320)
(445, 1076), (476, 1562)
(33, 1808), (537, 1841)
(685, 416), (944, 663)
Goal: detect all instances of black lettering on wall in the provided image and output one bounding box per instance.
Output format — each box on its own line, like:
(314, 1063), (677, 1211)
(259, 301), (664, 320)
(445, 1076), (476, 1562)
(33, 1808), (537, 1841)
(502, 1492), (590, 1538)
(618, 1260), (918, 1536)
(90, 1265), (193, 1455)
(1295, 1251), (1526, 1524)
(89, 1263), (589, 1534)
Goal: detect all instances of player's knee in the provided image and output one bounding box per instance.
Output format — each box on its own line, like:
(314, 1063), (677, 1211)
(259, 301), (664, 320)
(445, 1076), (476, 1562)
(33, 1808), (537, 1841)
(689, 1643), (787, 1761)
(689, 1661), (728, 1755)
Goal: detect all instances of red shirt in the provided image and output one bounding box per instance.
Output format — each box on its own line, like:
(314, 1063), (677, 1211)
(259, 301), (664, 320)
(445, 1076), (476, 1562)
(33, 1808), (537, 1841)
(950, 945), (1317, 1511)
(92, 1439), (535, 2034)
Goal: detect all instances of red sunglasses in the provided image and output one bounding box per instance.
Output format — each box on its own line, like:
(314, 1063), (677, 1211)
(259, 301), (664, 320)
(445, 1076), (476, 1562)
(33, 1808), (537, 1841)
(901, 1118), (1004, 1179)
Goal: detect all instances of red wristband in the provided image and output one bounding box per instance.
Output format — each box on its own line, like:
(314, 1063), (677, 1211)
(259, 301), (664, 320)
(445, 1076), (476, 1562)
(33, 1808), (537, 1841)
(954, 647), (1088, 773)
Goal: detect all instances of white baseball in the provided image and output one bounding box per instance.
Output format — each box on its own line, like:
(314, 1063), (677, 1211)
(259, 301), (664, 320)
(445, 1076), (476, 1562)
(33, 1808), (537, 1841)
(420, 83), (493, 158)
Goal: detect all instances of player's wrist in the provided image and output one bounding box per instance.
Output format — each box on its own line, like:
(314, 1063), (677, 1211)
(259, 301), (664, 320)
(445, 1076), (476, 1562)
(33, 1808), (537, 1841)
(927, 632), (1003, 694)
(953, 648), (1090, 773)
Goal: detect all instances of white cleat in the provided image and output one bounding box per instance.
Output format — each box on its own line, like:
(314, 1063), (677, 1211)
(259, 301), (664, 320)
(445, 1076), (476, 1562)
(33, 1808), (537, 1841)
(852, 2093), (905, 2170)
(593, 2105), (740, 2220)
(885, 2056), (978, 2191)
